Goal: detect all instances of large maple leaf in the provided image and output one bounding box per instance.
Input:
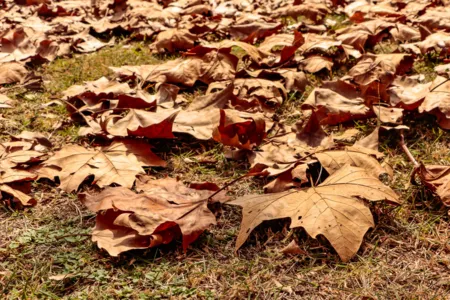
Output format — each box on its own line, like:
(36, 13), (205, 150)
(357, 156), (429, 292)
(229, 165), (400, 262)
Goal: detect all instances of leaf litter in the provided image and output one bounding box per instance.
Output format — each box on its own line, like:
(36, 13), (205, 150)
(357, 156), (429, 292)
(1, 0), (450, 267)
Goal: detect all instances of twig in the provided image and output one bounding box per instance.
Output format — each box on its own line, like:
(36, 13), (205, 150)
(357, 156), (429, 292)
(208, 174), (248, 202)
(430, 77), (450, 93)
(399, 130), (419, 168)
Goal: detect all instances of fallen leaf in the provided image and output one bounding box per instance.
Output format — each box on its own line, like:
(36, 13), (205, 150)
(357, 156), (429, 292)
(44, 139), (166, 192)
(281, 240), (307, 255)
(419, 76), (450, 129)
(103, 109), (179, 139)
(229, 165), (400, 261)
(314, 146), (387, 179)
(0, 62), (29, 85)
(417, 164), (450, 206)
(81, 177), (226, 256)
(212, 109), (266, 150)
(302, 80), (370, 125)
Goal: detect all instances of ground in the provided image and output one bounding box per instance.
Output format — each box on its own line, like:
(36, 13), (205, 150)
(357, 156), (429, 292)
(1, 19), (450, 300)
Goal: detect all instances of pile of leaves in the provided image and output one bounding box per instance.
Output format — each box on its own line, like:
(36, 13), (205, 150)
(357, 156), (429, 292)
(2, 0), (450, 262)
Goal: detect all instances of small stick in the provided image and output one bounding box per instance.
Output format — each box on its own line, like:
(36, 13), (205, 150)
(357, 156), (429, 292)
(399, 130), (419, 168)
(208, 169), (269, 202)
(208, 174), (248, 202)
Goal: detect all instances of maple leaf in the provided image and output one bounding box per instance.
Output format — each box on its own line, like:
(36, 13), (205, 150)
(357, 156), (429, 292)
(150, 28), (198, 53)
(416, 164), (450, 206)
(298, 55), (334, 73)
(0, 62), (29, 85)
(313, 146), (388, 179)
(343, 54), (414, 90)
(102, 109), (179, 139)
(80, 177), (227, 256)
(0, 142), (44, 170)
(302, 80), (370, 125)
(388, 76), (432, 110)
(44, 139), (166, 192)
(229, 20), (283, 44)
(0, 169), (37, 206)
(229, 165), (400, 261)
(336, 20), (394, 51)
(206, 78), (287, 111)
(419, 76), (450, 129)
(213, 109), (266, 150)
(110, 50), (238, 86)
(0, 138), (45, 206)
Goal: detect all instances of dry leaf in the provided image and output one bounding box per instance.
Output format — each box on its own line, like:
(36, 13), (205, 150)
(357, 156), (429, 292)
(213, 109), (266, 150)
(229, 165), (400, 261)
(44, 139), (166, 192)
(417, 164), (450, 206)
(81, 177), (226, 256)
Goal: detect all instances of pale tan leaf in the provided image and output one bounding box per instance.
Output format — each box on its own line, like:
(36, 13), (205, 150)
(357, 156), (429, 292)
(229, 165), (400, 261)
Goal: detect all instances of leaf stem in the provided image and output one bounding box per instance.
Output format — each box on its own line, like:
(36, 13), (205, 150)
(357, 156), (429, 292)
(399, 130), (419, 168)
(429, 77), (450, 93)
(208, 174), (247, 202)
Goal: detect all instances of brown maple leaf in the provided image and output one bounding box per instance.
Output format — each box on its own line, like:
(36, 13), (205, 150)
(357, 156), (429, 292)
(0, 139), (46, 206)
(0, 62), (29, 85)
(150, 29), (199, 53)
(44, 139), (166, 192)
(230, 20), (283, 44)
(213, 109), (266, 150)
(229, 165), (400, 262)
(80, 177), (227, 256)
(110, 50), (238, 86)
(388, 76), (432, 110)
(0, 94), (15, 109)
(102, 108), (179, 139)
(302, 80), (370, 125)
(419, 76), (450, 129)
(416, 164), (450, 207)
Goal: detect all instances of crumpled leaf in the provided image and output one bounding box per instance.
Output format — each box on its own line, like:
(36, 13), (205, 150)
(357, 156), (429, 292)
(229, 165), (400, 262)
(417, 164), (450, 206)
(80, 177), (227, 256)
(0, 139), (44, 206)
(302, 80), (370, 125)
(0, 94), (15, 109)
(229, 20), (282, 43)
(213, 109), (266, 150)
(343, 53), (414, 89)
(110, 50), (238, 86)
(0, 62), (29, 85)
(150, 29), (198, 53)
(419, 76), (450, 129)
(314, 146), (387, 179)
(388, 76), (432, 110)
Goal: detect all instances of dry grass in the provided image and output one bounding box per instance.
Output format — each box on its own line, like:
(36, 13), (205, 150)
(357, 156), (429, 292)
(1, 19), (450, 300)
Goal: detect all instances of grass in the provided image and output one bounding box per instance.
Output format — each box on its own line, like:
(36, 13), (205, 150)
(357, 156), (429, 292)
(1, 21), (450, 300)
